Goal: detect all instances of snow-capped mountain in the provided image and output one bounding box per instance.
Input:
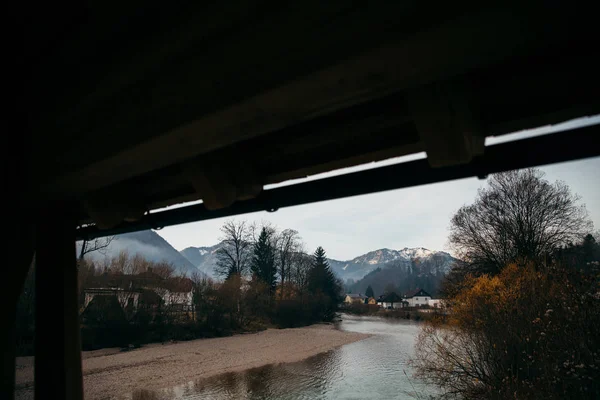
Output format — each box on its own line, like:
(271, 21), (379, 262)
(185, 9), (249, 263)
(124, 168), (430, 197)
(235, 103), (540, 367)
(350, 247), (434, 265)
(179, 243), (222, 278)
(179, 242), (456, 282)
(344, 248), (458, 297)
(328, 247), (455, 281)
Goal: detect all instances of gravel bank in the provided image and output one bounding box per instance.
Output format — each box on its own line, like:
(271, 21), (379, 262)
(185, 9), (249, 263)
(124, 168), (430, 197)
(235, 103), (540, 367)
(15, 324), (369, 399)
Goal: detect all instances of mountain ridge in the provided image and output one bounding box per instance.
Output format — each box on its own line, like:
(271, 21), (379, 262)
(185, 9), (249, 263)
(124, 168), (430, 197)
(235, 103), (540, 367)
(79, 230), (199, 276)
(327, 247), (455, 281)
(179, 244), (222, 277)
(81, 230), (456, 283)
(179, 242), (455, 281)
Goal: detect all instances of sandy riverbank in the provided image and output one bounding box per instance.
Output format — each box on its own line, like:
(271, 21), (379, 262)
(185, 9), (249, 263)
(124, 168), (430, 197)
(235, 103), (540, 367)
(15, 324), (369, 399)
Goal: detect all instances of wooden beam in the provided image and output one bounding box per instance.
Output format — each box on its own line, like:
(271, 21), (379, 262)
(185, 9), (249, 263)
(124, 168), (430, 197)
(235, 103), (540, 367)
(182, 151), (264, 210)
(408, 81), (483, 167)
(35, 206), (83, 400)
(1, 225), (34, 400)
(76, 123), (600, 239)
(38, 5), (571, 197)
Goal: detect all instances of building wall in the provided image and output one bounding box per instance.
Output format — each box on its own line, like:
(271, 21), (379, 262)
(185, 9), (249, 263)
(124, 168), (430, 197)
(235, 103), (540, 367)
(429, 299), (443, 308)
(164, 291), (194, 309)
(380, 301), (403, 309)
(408, 296), (431, 307)
(84, 290), (139, 310)
(344, 295), (365, 304)
(84, 287), (193, 312)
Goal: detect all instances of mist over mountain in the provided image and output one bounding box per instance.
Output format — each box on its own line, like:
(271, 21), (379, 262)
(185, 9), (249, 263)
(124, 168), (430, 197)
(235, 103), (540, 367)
(79, 228), (456, 286)
(179, 244), (223, 278)
(78, 230), (198, 276)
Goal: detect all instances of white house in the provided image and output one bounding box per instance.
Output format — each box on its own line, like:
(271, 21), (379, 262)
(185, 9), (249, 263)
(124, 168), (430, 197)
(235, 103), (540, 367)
(428, 299), (444, 309)
(404, 288), (432, 307)
(83, 272), (194, 313)
(377, 292), (406, 309)
(84, 287), (140, 310)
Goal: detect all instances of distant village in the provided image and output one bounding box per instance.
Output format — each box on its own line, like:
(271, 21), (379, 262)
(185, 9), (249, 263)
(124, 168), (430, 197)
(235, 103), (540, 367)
(82, 272), (443, 318)
(343, 288), (443, 310)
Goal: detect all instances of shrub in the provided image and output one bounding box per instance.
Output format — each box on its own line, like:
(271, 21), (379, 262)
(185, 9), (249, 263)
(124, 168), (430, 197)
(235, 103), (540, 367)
(412, 263), (600, 399)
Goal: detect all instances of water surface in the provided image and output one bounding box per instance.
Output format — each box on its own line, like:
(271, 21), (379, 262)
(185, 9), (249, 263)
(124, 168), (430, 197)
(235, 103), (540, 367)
(158, 315), (432, 399)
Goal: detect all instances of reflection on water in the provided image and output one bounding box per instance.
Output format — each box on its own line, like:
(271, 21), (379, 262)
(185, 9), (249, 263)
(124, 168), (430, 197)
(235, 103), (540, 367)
(151, 315), (433, 399)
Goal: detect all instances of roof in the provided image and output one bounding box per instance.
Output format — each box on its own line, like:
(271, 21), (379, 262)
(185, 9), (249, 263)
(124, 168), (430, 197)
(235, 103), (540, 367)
(405, 288), (432, 298)
(86, 273), (193, 293)
(137, 289), (163, 306)
(19, 3), (599, 238)
(378, 292), (403, 303)
(346, 293), (367, 299)
(163, 277), (193, 293)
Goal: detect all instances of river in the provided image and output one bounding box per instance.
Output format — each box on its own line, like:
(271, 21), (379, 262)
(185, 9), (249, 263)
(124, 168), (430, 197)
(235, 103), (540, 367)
(155, 315), (434, 399)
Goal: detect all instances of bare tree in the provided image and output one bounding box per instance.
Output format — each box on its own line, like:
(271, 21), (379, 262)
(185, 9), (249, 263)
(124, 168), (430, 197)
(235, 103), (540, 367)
(275, 229), (301, 298)
(290, 251), (313, 295)
(276, 229), (300, 284)
(78, 236), (115, 260)
(152, 262), (175, 279)
(129, 254), (150, 275)
(214, 220), (252, 279)
(109, 250), (130, 274)
(449, 168), (592, 275)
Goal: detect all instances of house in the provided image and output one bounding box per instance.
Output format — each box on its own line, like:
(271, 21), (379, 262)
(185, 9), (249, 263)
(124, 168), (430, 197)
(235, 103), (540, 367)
(365, 297), (377, 305)
(377, 292), (406, 309)
(148, 275), (194, 311)
(83, 287), (140, 312)
(83, 271), (194, 314)
(429, 299), (444, 309)
(404, 288), (432, 307)
(344, 293), (367, 304)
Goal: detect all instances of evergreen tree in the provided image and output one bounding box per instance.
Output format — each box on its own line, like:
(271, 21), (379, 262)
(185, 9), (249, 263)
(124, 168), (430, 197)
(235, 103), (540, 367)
(365, 285), (374, 298)
(308, 246), (342, 320)
(384, 283), (397, 295)
(250, 227), (277, 295)
(582, 233), (600, 263)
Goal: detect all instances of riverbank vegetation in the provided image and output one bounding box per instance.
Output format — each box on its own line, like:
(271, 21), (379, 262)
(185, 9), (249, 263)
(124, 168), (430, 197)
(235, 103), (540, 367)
(412, 169), (600, 399)
(342, 303), (441, 322)
(15, 221), (343, 354)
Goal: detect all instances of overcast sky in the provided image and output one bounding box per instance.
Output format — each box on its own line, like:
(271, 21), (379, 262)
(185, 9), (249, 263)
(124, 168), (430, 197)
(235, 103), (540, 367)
(158, 116), (600, 261)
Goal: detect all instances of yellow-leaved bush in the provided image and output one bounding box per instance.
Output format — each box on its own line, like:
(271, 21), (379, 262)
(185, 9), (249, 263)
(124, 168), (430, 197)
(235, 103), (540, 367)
(412, 263), (600, 399)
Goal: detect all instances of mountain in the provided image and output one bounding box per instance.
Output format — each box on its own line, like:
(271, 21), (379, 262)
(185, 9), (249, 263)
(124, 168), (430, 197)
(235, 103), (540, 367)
(327, 247), (454, 282)
(179, 244), (222, 278)
(180, 243), (390, 280)
(81, 230), (455, 284)
(79, 230), (199, 276)
(347, 250), (458, 298)
(179, 243), (456, 283)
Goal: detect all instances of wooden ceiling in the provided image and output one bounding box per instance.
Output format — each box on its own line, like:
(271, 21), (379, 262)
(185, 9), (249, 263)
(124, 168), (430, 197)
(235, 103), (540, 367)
(25, 1), (600, 230)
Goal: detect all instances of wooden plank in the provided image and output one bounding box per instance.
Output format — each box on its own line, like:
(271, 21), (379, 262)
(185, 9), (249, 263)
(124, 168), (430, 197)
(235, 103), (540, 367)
(76, 124), (600, 239)
(37, 5), (572, 197)
(407, 81), (483, 167)
(33, 0), (431, 180)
